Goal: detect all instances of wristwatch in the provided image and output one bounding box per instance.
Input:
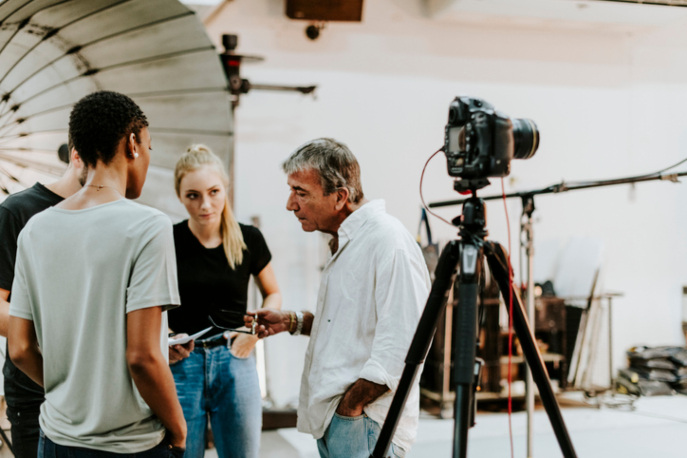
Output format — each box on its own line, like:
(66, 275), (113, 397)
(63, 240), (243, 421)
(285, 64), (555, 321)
(290, 311), (304, 336)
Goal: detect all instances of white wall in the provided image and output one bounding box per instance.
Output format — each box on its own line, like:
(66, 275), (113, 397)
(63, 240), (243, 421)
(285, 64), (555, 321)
(205, 0), (687, 406)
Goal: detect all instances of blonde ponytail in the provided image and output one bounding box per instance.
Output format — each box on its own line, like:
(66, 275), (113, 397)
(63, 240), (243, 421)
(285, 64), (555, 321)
(174, 144), (246, 269)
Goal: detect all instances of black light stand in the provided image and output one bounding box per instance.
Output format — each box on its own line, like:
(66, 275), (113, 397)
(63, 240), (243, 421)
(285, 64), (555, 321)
(371, 188), (578, 458)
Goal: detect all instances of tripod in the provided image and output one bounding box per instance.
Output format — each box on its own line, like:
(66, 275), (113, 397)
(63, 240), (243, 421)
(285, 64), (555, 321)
(426, 170), (687, 427)
(371, 191), (577, 458)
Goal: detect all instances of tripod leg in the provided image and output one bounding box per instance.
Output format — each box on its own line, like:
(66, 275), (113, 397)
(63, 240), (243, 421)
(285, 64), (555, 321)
(452, 243), (483, 458)
(371, 241), (462, 458)
(485, 241), (578, 458)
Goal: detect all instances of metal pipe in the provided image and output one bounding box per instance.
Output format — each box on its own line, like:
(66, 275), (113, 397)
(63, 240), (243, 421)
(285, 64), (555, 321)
(524, 211), (535, 457)
(429, 172), (687, 208)
(608, 298), (614, 392)
(249, 83), (317, 94)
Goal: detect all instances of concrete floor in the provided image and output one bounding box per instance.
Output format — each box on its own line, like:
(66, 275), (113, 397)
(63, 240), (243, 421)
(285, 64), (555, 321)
(231, 394), (687, 458)
(2, 394), (682, 458)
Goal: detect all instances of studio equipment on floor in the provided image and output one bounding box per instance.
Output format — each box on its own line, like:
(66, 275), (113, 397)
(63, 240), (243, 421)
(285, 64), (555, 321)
(616, 346), (687, 397)
(372, 97), (577, 458)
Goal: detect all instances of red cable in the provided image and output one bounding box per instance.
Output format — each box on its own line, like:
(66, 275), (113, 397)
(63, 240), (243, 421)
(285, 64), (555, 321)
(501, 178), (515, 458)
(420, 148), (457, 229)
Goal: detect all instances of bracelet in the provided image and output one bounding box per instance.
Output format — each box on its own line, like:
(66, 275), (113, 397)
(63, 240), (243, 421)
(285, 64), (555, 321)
(291, 311), (304, 336)
(288, 311), (296, 334)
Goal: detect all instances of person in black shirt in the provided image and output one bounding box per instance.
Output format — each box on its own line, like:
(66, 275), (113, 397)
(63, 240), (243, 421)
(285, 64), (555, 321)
(168, 145), (282, 458)
(0, 145), (87, 458)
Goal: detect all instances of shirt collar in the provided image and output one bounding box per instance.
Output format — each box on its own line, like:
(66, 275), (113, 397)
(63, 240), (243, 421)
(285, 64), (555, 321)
(338, 199), (385, 242)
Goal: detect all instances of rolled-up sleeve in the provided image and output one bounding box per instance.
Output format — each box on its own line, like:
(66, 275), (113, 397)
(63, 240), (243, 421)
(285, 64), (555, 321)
(359, 248), (430, 391)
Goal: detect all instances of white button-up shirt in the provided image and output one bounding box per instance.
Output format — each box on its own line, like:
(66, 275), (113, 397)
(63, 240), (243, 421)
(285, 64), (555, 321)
(297, 200), (431, 452)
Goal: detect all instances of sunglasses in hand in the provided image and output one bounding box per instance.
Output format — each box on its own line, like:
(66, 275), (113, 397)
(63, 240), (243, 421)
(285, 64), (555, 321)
(208, 310), (257, 335)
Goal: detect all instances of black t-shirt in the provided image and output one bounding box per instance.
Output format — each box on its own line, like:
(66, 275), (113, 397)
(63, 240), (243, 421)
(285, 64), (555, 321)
(0, 183), (63, 408)
(168, 221), (272, 339)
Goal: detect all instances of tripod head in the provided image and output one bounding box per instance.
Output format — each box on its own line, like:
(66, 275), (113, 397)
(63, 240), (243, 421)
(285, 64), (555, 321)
(455, 191), (488, 240)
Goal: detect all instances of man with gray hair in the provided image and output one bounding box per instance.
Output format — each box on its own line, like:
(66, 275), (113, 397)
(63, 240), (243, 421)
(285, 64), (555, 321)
(247, 138), (430, 457)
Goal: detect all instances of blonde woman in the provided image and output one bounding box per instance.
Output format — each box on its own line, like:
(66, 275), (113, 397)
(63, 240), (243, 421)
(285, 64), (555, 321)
(168, 145), (281, 458)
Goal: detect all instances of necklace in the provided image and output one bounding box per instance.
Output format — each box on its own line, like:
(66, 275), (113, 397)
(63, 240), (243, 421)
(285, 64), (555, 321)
(85, 184), (122, 195)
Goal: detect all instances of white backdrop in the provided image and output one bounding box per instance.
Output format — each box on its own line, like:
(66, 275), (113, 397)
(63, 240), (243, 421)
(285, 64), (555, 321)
(203, 0), (687, 407)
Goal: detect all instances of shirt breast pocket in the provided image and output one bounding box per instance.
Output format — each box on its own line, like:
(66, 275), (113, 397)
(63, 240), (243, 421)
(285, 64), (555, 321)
(326, 266), (377, 331)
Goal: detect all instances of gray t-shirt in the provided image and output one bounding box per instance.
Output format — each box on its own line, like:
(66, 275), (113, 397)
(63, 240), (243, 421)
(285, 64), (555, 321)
(9, 199), (180, 453)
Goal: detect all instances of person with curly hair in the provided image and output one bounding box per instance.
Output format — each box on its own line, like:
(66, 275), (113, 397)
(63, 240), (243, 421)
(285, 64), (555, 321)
(7, 91), (187, 458)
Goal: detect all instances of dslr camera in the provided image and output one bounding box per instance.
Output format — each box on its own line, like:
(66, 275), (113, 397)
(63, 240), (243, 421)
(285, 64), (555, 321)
(444, 96), (540, 192)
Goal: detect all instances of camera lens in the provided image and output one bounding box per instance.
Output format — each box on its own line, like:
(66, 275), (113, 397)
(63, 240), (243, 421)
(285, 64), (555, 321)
(512, 118), (539, 160)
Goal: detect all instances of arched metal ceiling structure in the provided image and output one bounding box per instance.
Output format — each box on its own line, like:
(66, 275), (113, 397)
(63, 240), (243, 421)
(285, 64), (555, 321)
(0, 0), (232, 218)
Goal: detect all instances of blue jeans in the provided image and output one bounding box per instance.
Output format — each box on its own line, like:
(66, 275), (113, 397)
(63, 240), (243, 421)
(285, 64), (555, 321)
(317, 413), (406, 458)
(170, 339), (262, 458)
(38, 430), (184, 458)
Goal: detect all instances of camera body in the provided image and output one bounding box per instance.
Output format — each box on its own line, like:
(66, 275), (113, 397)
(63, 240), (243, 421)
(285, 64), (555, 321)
(444, 96), (539, 187)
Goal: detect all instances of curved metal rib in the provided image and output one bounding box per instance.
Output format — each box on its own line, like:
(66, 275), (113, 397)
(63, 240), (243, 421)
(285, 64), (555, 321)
(0, 0), (134, 86)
